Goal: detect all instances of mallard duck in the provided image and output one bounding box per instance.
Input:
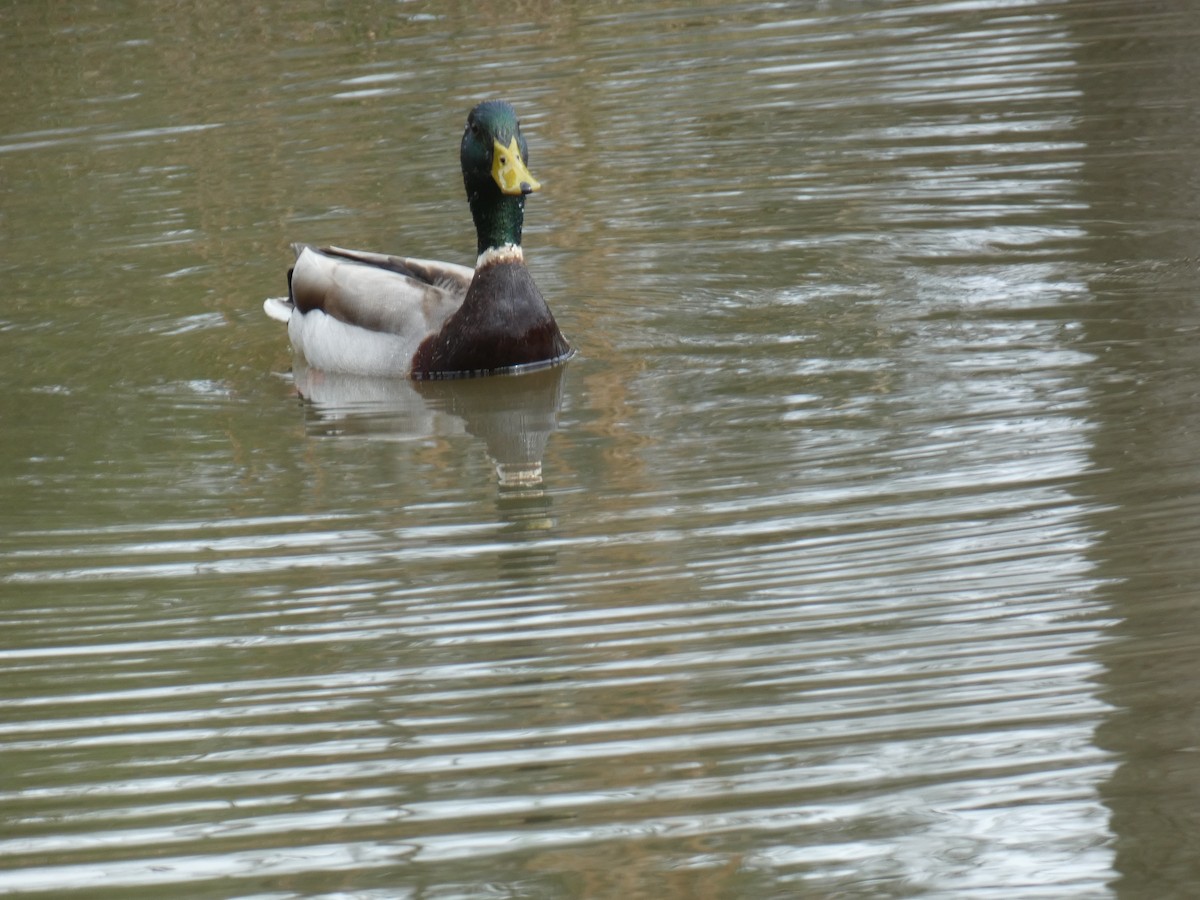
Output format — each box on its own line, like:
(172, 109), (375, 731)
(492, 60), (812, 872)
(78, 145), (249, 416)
(263, 100), (572, 379)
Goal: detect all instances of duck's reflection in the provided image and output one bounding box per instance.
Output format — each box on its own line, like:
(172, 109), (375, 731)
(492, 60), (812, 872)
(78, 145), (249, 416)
(291, 358), (568, 488)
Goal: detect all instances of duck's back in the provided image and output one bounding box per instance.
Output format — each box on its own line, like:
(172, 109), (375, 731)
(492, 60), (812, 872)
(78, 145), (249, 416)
(287, 245), (469, 377)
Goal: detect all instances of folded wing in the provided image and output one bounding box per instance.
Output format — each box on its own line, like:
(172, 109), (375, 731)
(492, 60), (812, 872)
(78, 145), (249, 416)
(288, 244), (472, 336)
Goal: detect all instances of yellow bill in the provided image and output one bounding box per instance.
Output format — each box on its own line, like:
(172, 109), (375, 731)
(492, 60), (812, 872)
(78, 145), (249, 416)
(492, 137), (541, 195)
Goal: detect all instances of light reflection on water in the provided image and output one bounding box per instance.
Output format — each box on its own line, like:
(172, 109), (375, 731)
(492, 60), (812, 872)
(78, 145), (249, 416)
(3, 0), (1200, 896)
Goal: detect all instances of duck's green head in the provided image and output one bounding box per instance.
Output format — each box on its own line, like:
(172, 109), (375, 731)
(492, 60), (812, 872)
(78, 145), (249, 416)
(461, 101), (540, 256)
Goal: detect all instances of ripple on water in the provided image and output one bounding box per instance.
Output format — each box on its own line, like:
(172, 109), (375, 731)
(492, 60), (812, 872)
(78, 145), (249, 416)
(1, 0), (1164, 895)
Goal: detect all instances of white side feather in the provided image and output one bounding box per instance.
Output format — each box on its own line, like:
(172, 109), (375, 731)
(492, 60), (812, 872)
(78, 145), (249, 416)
(288, 309), (419, 377)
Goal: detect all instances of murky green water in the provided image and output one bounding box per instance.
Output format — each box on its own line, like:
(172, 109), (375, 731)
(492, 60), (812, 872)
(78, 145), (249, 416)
(4, 0), (1200, 896)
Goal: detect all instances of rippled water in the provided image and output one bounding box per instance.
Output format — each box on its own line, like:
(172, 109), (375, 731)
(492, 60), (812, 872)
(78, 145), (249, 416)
(4, 0), (1200, 896)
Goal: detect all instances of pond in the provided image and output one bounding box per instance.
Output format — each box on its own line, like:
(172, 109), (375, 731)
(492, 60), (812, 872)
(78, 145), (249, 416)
(3, 0), (1200, 896)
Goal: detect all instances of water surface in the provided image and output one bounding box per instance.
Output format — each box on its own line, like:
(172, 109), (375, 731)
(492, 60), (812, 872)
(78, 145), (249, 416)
(4, 0), (1200, 897)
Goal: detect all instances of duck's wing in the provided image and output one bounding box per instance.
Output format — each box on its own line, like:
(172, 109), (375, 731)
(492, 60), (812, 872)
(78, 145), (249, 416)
(320, 246), (475, 294)
(288, 244), (472, 335)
